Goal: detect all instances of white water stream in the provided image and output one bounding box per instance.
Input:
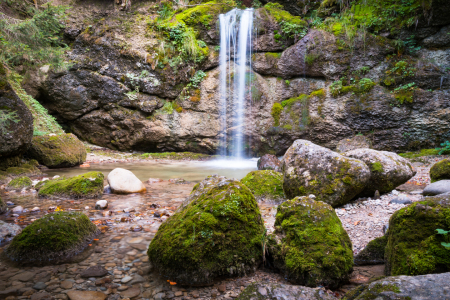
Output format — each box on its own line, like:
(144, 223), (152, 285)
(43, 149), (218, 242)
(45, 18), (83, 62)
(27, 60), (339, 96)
(218, 8), (254, 159)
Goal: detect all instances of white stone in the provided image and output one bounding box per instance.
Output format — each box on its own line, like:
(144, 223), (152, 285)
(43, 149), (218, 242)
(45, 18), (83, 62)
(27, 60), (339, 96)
(53, 175), (60, 179)
(107, 168), (146, 194)
(95, 200), (108, 209)
(12, 206), (23, 213)
(31, 207), (40, 212)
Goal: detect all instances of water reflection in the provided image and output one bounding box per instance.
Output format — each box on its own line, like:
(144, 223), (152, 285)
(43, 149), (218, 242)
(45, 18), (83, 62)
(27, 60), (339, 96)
(43, 159), (258, 182)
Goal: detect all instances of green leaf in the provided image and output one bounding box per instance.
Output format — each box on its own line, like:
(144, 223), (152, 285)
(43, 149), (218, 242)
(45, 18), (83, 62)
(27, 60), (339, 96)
(436, 229), (449, 235)
(441, 242), (450, 249)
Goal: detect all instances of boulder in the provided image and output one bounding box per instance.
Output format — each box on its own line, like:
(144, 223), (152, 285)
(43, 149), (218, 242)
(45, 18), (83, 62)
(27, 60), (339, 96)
(336, 136), (372, 153)
(257, 154), (281, 172)
(148, 176), (265, 286)
(236, 282), (337, 300)
(268, 196), (353, 288)
(6, 176), (32, 191)
(241, 170), (285, 202)
(282, 139), (370, 207)
(422, 180), (450, 196)
(344, 272), (450, 300)
(354, 236), (387, 265)
(0, 65), (33, 170)
(343, 149), (416, 197)
(385, 194), (450, 276)
(38, 171), (104, 199)
(6, 211), (99, 265)
(107, 168), (146, 194)
(430, 159), (450, 183)
(2, 160), (41, 179)
(29, 133), (86, 168)
(0, 220), (22, 243)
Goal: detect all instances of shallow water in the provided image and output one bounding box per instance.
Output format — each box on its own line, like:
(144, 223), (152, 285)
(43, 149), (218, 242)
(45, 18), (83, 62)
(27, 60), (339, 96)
(43, 159), (258, 182)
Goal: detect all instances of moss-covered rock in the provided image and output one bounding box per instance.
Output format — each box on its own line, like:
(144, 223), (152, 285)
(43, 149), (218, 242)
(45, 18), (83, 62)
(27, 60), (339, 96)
(147, 175), (265, 286)
(268, 196), (353, 288)
(5, 211), (99, 265)
(29, 133), (86, 168)
(343, 149), (416, 197)
(241, 170), (285, 202)
(4, 159), (41, 178)
(385, 194), (450, 276)
(38, 171), (104, 199)
(282, 139), (370, 207)
(354, 236), (387, 265)
(6, 176), (32, 191)
(430, 159), (450, 183)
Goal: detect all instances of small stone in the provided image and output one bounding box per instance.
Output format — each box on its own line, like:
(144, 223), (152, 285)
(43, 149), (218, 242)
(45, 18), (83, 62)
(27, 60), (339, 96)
(33, 282), (47, 290)
(374, 190), (380, 199)
(60, 280), (73, 289)
(118, 286), (129, 291)
(389, 194), (412, 205)
(104, 185), (112, 194)
(95, 200), (108, 210)
(81, 266), (108, 278)
(174, 291), (183, 297)
(120, 287), (141, 298)
(67, 290), (107, 300)
(154, 292), (165, 300)
(153, 212), (161, 218)
(121, 276), (133, 283)
(423, 180), (450, 196)
(31, 207), (40, 212)
(129, 275), (145, 285)
(218, 283), (227, 293)
(12, 206), (23, 213)
(11, 271), (35, 282)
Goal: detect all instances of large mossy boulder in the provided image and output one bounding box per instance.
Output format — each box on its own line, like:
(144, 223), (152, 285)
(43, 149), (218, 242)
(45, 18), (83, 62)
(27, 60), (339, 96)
(6, 176), (32, 191)
(0, 65), (33, 170)
(241, 170), (285, 202)
(5, 211), (99, 265)
(38, 171), (104, 199)
(282, 139), (370, 207)
(354, 236), (387, 265)
(29, 133), (86, 168)
(344, 272), (450, 300)
(385, 194), (450, 276)
(430, 159), (450, 183)
(268, 196), (353, 288)
(343, 149), (415, 197)
(147, 175), (265, 286)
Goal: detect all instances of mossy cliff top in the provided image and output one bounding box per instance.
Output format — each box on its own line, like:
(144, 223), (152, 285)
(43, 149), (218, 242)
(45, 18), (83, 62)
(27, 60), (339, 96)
(269, 196), (353, 288)
(6, 211), (100, 265)
(38, 171), (104, 199)
(385, 194), (450, 276)
(148, 176), (265, 286)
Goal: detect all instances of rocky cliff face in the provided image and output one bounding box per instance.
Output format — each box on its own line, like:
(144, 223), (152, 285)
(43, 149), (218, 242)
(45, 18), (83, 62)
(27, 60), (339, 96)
(34, 0), (450, 155)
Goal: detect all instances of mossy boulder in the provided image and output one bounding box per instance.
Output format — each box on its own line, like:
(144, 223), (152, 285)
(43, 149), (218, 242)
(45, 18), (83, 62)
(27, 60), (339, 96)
(385, 194), (450, 276)
(6, 176), (32, 191)
(147, 175), (265, 286)
(29, 133), (86, 168)
(268, 196), (353, 288)
(4, 159), (41, 178)
(5, 211), (99, 265)
(38, 171), (104, 199)
(343, 149), (416, 197)
(354, 236), (387, 265)
(241, 170), (285, 202)
(282, 139), (370, 207)
(430, 159), (450, 183)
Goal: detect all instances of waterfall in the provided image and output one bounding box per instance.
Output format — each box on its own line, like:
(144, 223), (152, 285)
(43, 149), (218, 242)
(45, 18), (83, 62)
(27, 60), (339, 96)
(218, 8), (254, 159)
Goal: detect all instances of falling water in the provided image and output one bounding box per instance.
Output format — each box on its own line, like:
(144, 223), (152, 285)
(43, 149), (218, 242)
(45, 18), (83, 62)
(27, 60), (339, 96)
(218, 8), (254, 158)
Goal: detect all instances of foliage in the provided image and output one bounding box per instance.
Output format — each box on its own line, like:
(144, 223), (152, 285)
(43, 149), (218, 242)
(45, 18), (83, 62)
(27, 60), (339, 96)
(392, 82), (416, 104)
(189, 70), (206, 88)
(0, 109), (19, 134)
(330, 78), (375, 97)
(436, 141), (450, 155)
(264, 3), (308, 41)
(271, 103), (282, 126)
(0, 5), (69, 70)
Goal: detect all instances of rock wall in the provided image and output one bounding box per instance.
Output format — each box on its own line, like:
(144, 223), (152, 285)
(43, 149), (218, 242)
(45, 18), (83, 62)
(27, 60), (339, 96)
(35, 0), (450, 155)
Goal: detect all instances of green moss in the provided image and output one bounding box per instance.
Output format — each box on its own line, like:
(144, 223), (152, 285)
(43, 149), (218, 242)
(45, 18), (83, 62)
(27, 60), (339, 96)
(7, 176), (32, 189)
(309, 88), (325, 99)
(385, 197), (450, 276)
(370, 162), (384, 173)
(399, 149), (440, 159)
(283, 124), (292, 130)
(38, 171), (104, 199)
(147, 177), (265, 285)
(430, 159), (450, 183)
(265, 52), (282, 59)
(5, 211), (99, 265)
(240, 170), (285, 202)
(271, 103), (283, 126)
(269, 197), (353, 288)
(354, 236), (387, 265)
